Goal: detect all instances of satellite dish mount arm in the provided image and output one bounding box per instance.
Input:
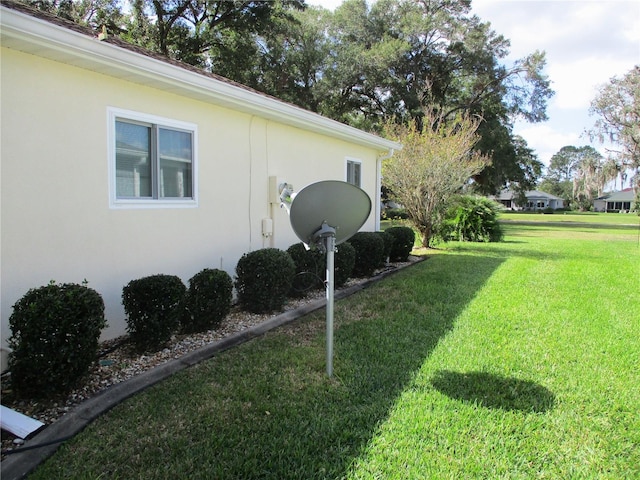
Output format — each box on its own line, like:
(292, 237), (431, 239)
(309, 222), (337, 377)
(310, 221), (336, 254)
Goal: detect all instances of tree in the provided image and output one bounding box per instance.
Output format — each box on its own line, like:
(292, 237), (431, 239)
(316, 0), (551, 191)
(568, 146), (604, 210)
(589, 66), (640, 189)
(382, 110), (490, 248)
(547, 146), (584, 181)
(25, 0), (126, 30)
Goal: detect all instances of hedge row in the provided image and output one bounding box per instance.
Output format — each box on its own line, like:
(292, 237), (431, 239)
(7, 227), (414, 399)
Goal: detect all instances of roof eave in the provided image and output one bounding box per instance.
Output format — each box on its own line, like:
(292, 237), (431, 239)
(0, 5), (401, 152)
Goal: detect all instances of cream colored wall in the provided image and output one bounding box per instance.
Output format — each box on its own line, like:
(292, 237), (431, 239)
(0, 47), (380, 370)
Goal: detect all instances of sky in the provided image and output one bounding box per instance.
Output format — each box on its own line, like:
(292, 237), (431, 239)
(306, 0), (640, 173)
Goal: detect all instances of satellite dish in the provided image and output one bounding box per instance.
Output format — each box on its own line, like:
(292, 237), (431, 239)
(286, 180), (372, 377)
(289, 180), (371, 247)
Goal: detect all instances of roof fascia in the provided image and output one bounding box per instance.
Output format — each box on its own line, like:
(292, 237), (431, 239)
(0, 6), (401, 152)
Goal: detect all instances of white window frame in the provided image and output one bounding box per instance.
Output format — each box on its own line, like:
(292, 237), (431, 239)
(346, 158), (362, 187)
(108, 107), (198, 209)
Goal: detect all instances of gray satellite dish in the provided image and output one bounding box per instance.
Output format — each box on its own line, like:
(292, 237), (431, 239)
(289, 180), (372, 247)
(287, 180), (372, 377)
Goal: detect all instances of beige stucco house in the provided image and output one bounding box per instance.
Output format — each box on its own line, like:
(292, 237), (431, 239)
(0, 1), (401, 370)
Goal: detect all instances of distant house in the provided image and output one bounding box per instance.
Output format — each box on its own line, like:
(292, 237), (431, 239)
(0, 1), (401, 370)
(491, 189), (565, 211)
(593, 188), (636, 212)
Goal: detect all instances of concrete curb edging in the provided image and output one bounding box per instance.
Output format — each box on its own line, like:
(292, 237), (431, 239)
(1, 257), (424, 480)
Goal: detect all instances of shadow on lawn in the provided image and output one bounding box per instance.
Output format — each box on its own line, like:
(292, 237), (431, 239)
(31, 253), (506, 479)
(189, 252), (506, 479)
(431, 370), (556, 413)
(289, 252), (507, 478)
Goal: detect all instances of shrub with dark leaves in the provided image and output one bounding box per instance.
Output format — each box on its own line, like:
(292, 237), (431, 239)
(123, 274), (186, 352)
(347, 232), (385, 277)
(181, 268), (232, 333)
(8, 282), (106, 398)
(235, 248), (295, 313)
(386, 226), (415, 261)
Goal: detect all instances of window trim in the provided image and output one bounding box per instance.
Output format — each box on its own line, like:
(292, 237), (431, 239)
(345, 158), (362, 187)
(108, 107), (198, 209)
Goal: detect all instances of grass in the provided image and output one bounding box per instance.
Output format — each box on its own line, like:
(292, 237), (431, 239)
(30, 220), (639, 479)
(500, 210), (640, 226)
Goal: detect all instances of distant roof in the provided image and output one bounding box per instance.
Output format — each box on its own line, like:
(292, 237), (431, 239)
(0, 0), (401, 152)
(600, 188), (635, 201)
(493, 189), (564, 201)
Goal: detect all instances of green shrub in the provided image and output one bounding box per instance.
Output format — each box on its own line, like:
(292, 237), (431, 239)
(382, 208), (409, 220)
(334, 241), (356, 287)
(386, 226), (415, 261)
(286, 243), (326, 296)
(8, 282), (106, 398)
(235, 248), (295, 313)
(439, 195), (504, 243)
(374, 231), (395, 266)
(347, 232), (385, 277)
(181, 269), (233, 334)
(122, 274), (186, 352)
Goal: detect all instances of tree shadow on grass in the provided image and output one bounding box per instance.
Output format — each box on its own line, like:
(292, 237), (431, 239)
(431, 370), (556, 413)
(32, 253), (507, 480)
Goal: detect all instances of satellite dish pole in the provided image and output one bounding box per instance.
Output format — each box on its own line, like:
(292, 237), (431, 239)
(311, 222), (337, 376)
(283, 181), (371, 377)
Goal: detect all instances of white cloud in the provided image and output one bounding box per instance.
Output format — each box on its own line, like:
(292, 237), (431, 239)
(515, 123), (582, 163)
(473, 0), (640, 165)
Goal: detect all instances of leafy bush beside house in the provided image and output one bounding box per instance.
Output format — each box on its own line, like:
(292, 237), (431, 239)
(374, 230), (395, 266)
(385, 226), (415, 261)
(122, 274), (186, 352)
(334, 241), (356, 287)
(8, 282), (106, 398)
(287, 243), (326, 296)
(181, 269), (233, 334)
(348, 232), (385, 277)
(235, 248), (296, 313)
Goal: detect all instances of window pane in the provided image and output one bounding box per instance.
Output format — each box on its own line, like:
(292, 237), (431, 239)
(115, 121), (151, 197)
(347, 161), (361, 187)
(159, 128), (193, 198)
(354, 163), (361, 187)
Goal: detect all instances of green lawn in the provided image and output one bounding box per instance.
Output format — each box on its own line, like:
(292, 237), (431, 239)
(500, 210), (640, 226)
(31, 221), (640, 479)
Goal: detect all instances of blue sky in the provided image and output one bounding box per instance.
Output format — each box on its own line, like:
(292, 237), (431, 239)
(307, 0), (640, 173)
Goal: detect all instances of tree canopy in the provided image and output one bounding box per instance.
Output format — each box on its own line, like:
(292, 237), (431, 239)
(589, 65), (640, 193)
(24, 0), (554, 193)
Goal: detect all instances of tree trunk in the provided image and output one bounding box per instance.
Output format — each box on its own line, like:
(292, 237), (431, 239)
(419, 225), (432, 248)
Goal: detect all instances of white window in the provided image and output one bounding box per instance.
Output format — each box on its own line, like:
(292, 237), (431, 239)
(108, 108), (197, 208)
(346, 159), (362, 187)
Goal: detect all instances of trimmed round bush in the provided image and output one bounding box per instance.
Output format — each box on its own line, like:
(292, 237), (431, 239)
(8, 282), (106, 398)
(386, 226), (415, 261)
(235, 248), (295, 313)
(122, 274), (186, 352)
(286, 243), (326, 296)
(181, 268), (233, 334)
(334, 241), (356, 287)
(347, 231), (385, 277)
(374, 231), (395, 266)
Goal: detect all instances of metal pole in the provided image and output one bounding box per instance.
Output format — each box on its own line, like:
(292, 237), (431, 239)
(325, 234), (335, 377)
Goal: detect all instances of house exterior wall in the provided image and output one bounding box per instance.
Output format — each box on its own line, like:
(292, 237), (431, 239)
(0, 47), (381, 369)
